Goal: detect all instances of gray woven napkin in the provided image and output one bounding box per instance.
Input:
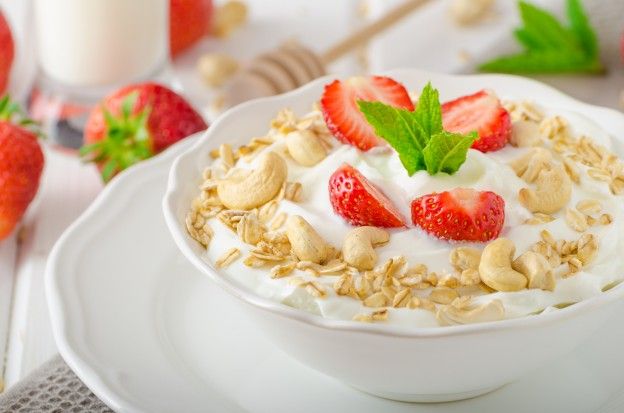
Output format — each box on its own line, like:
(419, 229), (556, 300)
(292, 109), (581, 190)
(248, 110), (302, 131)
(0, 355), (111, 413)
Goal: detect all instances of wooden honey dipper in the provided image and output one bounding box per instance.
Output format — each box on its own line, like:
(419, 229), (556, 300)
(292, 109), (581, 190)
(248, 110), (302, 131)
(223, 0), (431, 106)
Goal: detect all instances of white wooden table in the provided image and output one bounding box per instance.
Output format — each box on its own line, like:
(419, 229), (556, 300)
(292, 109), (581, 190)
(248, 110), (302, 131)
(0, 0), (622, 393)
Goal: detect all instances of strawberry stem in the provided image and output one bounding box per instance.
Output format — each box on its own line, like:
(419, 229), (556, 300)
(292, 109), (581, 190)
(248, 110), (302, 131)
(0, 95), (43, 136)
(0, 95), (20, 120)
(80, 92), (154, 182)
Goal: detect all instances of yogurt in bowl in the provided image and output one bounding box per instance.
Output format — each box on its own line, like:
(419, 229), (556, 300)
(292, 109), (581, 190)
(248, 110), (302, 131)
(163, 70), (624, 402)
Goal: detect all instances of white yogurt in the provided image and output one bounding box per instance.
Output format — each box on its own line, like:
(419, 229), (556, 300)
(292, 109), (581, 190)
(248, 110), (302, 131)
(34, 0), (168, 87)
(203, 105), (624, 328)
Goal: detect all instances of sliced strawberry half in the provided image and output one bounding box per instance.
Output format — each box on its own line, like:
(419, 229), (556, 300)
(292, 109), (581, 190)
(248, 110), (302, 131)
(329, 163), (405, 228)
(411, 188), (505, 242)
(320, 76), (414, 151)
(441, 90), (511, 153)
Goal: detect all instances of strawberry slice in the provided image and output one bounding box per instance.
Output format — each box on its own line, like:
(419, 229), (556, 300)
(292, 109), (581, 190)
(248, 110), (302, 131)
(329, 163), (405, 228)
(320, 76), (414, 151)
(411, 188), (505, 242)
(441, 90), (511, 153)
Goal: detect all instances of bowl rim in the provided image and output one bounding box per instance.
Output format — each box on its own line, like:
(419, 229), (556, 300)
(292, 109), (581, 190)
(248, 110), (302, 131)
(163, 68), (624, 338)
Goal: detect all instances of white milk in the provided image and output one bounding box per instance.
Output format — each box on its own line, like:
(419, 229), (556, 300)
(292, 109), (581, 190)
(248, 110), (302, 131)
(34, 0), (168, 87)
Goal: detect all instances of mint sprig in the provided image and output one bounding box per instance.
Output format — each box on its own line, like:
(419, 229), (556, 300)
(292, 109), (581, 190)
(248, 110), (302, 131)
(479, 0), (603, 74)
(355, 102), (426, 174)
(422, 131), (477, 175)
(358, 83), (476, 176)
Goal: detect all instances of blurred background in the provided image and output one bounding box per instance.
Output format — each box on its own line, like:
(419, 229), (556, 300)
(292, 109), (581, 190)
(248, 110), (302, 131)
(0, 0), (622, 395)
(3, 0), (624, 132)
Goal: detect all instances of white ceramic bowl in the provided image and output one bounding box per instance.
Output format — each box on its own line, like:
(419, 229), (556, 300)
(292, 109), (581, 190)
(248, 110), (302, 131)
(163, 69), (624, 402)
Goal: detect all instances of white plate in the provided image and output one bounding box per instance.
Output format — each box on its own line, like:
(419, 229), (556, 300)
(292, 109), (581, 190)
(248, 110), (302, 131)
(46, 136), (624, 413)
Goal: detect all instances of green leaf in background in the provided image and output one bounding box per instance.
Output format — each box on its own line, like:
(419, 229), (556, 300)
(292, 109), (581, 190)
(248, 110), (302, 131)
(358, 83), (476, 176)
(479, 49), (600, 74)
(567, 0), (599, 59)
(513, 28), (549, 51)
(517, 1), (579, 51)
(422, 132), (477, 175)
(479, 0), (603, 75)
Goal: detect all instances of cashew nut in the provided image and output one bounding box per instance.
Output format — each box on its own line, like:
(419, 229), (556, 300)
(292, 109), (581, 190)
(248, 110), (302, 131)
(436, 299), (505, 326)
(509, 147), (552, 183)
(286, 215), (331, 264)
(450, 247), (482, 271)
(479, 238), (528, 292)
(217, 151), (287, 210)
(197, 53), (239, 88)
(449, 0), (494, 25)
(342, 227), (389, 271)
(509, 147), (549, 173)
(522, 153), (552, 184)
(212, 0), (248, 38)
(286, 129), (327, 167)
(519, 164), (572, 214)
(510, 120), (542, 148)
(512, 251), (555, 291)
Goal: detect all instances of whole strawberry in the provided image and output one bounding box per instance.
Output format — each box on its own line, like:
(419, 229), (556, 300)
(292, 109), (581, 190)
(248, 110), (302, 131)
(0, 10), (14, 94)
(0, 97), (44, 240)
(411, 188), (505, 242)
(170, 0), (213, 56)
(82, 82), (207, 181)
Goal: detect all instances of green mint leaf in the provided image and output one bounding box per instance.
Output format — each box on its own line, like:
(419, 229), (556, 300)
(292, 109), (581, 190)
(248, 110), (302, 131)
(518, 1), (579, 51)
(479, 50), (601, 74)
(413, 82), (442, 138)
(479, 0), (602, 75)
(422, 132), (477, 175)
(513, 28), (550, 51)
(358, 83), (475, 176)
(358, 100), (427, 174)
(567, 0), (599, 59)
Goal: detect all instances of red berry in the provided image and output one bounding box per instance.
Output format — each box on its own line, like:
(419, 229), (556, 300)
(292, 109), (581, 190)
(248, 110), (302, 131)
(320, 76), (414, 151)
(621, 32), (624, 64)
(0, 11), (14, 94)
(170, 0), (213, 56)
(83, 82), (207, 182)
(0, 100), (44, 239)
(328, 163), (405, 228)
(442, 90), (511, 153)
(411, 188), (505, 242)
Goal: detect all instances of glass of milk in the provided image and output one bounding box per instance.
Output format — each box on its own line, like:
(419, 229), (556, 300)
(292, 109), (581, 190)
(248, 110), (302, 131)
(33, 0), (169, 147)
